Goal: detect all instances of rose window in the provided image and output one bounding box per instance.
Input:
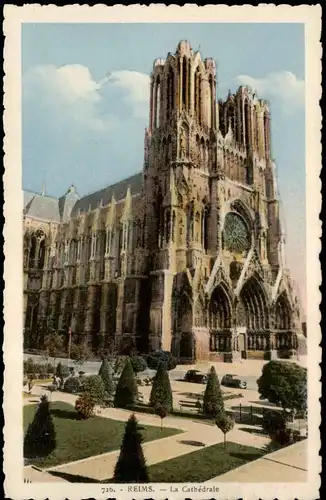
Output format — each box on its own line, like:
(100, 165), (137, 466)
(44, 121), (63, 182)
(223, 212), (250, 253)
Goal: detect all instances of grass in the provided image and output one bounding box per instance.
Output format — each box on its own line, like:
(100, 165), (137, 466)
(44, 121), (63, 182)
(23, 401), (182, 468)
(105, 442), (265, 483)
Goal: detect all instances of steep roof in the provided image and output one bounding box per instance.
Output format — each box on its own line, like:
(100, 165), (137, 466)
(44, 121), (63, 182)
(23, 191), (61, 222)
(70, 172), (143, 217)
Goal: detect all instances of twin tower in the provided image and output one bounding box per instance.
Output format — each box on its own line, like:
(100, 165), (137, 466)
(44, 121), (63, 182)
(139, 40), (300, 362)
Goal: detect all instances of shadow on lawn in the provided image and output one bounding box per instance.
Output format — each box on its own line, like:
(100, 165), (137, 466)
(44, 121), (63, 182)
(50, 408), (80, 420)
(48, 470), (101, 483)
(239, 426), (266, 436)
(228, 451), (264, 461)
(178, 439), (206, 447)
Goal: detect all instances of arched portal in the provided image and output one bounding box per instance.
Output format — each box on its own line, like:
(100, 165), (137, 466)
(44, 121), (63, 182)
(209, 285), (232, 352)
(275, 292), (292, 330)
(239, 277), (269, 350)
(274, 292), (293, 351)
(176, 293), (194, 360)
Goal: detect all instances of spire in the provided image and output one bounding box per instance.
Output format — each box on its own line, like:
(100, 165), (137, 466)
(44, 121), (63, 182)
(41, 181), (46, 196)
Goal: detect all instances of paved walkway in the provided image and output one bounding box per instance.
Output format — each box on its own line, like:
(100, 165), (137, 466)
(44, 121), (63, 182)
(206, 440), (308, 483)
(25, 384), (270, 482)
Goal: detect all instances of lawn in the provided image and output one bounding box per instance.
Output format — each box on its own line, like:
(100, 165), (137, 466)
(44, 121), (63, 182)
(23, 401), (182, 468)
(124, 442), (264, 482)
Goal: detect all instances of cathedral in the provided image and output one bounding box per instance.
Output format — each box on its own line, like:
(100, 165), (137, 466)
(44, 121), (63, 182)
(23, 40), (305, 363)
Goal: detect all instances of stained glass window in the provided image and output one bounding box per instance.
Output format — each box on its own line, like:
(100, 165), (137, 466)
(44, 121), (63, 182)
(223, 212), (250, 253)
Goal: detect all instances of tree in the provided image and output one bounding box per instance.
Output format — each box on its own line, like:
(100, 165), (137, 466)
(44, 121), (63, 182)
(147, 350), (177, 371)
(262, 410), (287, 438)
(130, 356), (147, 374)
(215, 414), (235, 449)
(203, 366), (224, 419)
(149, 363), (173, 429)
(70, 342), (92, 366)
(113, 414), (149, 483)
(75, 393), (95, 419)
(43, 332), (64, 369)
(98, 338), (118, 362)
(55, 362), (69, 388)
(24, 394), (56, 459)
(99, 358), (115, 398)
(82, 375), (106, 405)
(114, 359), (138, 408)
(257, 360), (307, 413)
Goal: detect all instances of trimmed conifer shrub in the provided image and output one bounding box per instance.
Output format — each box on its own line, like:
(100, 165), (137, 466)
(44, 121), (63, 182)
(24, 394), (56, 459)
(99, 358), (114, 397)
(114, 358), (138, 408)
(203, 366), (225, 419)
(113, 414), (149, 483)
(149, 362), (173, 413)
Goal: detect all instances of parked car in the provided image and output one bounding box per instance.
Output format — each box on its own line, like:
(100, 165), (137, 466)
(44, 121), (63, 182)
(221, 374), (247, 389)
(184, 369), (208, 384)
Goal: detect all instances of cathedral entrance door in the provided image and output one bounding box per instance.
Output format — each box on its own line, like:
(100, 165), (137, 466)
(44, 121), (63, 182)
(236, 327), (247, 359)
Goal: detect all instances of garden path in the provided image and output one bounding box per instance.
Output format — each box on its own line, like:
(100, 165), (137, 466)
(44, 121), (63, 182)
(26, 385), (269, 482)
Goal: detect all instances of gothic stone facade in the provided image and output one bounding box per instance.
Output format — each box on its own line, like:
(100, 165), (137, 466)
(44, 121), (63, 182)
(23, 41), (304, 362)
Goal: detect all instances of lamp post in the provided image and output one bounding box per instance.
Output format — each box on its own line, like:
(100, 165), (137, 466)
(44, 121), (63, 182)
(68, 326), (72, 366)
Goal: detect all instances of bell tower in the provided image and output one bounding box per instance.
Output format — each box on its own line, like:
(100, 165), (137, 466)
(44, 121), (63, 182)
(143, 40), (218, 352)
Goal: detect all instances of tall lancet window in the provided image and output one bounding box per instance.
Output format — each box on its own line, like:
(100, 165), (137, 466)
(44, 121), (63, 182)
(167, 67), (174, 121)
(244, 101), (251, 150)
(195, 68), (202, 124)
(264, 113), (270, 159)
(208, 75), (213, 128)
(182, 56), (187, 110)
(155, 76), (161, 128)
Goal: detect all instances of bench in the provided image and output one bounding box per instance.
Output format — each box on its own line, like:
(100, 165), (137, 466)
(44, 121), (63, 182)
(179, 400), (202, 412)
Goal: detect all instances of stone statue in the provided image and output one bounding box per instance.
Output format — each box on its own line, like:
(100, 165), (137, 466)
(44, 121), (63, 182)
(180, 129), (186, 158)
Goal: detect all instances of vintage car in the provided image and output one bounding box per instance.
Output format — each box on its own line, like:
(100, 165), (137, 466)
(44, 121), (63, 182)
(184, 369), (208, 384)
(221, 374), (247, 389)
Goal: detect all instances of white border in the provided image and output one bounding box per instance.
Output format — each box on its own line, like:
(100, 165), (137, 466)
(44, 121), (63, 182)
(3, 5), (322, 500)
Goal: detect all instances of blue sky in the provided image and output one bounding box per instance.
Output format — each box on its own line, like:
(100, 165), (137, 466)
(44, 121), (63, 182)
(22, 22), (306, 307)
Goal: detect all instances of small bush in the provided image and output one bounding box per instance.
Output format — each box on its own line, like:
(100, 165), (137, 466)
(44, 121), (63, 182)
(64, 377), (82, 394)
(82, 375), (106, 405)
(46, 363), (55, 374)
(56, 362), (70, 379)
(262, 410), (286, 437)
(75, 393), (95, 419)
(78, 371), (85, 377)
(130, 356), (147, 374)
(147, 351), (177, 371)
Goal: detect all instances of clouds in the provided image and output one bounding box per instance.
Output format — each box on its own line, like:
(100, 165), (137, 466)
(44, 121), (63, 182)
(233, 71), (305, 113)
(22, 63), (151, 196)
(100, 71), (150, 119)
(23, 64), (150, 133)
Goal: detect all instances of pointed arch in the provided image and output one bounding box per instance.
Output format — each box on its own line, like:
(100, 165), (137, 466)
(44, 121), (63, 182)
(239, 276), (269, 330)
(274, 291), (292, 330)
(229, 198), (254, 231)
(194, 294), (206, 327)
(209, 282), (233, 330)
